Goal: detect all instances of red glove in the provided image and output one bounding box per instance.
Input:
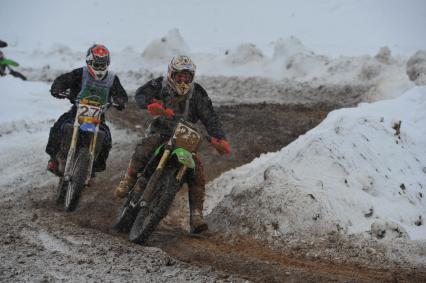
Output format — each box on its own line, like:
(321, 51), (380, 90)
(210, 137), (231, 155)
(147, 99), (174, 118)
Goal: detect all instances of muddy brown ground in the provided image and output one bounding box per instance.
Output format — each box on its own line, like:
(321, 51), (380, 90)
(28, 101), (425, 282)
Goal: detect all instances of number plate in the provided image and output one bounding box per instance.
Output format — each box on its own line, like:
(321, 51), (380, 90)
(77, 103), (101, 123)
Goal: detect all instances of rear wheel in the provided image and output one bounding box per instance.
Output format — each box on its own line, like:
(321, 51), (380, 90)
(64, 147), (90, 212)
(129, 165), (182, 244)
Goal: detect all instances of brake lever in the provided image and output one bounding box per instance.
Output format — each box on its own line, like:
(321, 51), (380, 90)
(56, 89), (70, 98)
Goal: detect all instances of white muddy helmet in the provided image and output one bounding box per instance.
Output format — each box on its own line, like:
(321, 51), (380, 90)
(167, 55), (196, 96)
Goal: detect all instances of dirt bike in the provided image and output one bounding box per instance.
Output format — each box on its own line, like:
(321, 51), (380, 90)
(0, 58), (27, 80)
(55, 90), (114, 212)
(113, 117), (207, 243)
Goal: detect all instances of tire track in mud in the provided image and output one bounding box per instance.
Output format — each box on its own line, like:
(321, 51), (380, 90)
(147, 229), (415, 283)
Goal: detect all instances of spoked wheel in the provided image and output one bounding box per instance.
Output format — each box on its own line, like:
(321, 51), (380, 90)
(129, 165), (181, 244)
(113, 198), (137, 233)
(64, 148), (90, 212)
(113, 178), (148, 233)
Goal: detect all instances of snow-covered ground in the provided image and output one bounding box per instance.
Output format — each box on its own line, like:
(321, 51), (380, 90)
(206, 86), (426, 245)
(0, 77), (67, 198)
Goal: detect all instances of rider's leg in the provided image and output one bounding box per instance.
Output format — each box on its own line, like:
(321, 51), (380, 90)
(93, 123), (112, 173)
(187, 154), (208, 234)
(46, 110), (74, 175)
(115, 134), (164, 198)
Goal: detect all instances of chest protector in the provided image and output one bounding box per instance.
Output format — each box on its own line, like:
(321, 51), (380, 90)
(160, 78), (193, 120)
(78, 66), (115, 105)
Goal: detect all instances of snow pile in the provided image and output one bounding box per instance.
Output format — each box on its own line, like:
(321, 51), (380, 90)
(224, 43), (265, 65)
(142, 29), (190, 61)
(205, 86), (426, 241)
(406, 50), (426, 85)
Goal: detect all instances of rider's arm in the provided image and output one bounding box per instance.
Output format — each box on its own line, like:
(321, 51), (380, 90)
(110, 76), (128, 110)
(195, 84), (226, 140)
(134, 77), (163, 109)
(50, 68), (83, 102)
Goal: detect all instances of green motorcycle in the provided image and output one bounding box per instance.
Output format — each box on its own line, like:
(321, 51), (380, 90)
(113, 117), (205, 243)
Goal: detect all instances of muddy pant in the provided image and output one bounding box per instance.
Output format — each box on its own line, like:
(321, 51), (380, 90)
(129, 134), (206, 211)
(45, 108), (112, 172)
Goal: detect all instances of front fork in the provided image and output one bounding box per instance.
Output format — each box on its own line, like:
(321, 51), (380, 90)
(62, 111), (99, 186)
(85, 124), (100, 185)
(139, 144), (188, 204)
(63, 114), (80, 182)
(156, 143), (188, 181)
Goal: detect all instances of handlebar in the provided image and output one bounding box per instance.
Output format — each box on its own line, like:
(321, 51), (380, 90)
(56, 89), (70, 98)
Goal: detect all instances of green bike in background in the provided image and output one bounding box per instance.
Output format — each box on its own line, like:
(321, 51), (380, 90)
(0, 40), (27, 81)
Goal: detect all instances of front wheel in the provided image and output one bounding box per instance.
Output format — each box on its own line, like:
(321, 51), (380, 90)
(113, 178), (148, 233)
(64, 147), (90, 212)
(129, 165), (182, 244)
(55, 177), (67, 205)
(113, 198), (137, 233)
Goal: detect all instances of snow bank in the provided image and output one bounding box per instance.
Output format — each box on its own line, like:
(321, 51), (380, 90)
(224, 43), (265, 65)
(205, 86), (426, 241)
(0, 77), (68, 197)
(406, 50), (426, 85)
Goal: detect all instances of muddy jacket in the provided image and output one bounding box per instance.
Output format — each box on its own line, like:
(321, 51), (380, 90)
(135, 77), (226, 139)
(51, 67), (128, 108)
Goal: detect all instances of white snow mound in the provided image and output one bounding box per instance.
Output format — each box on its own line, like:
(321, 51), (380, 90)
(142, 29), (190, 61)
(206, 86), (426, 241)
(406, 50), (426, 85)
(224, 43), (265, 65)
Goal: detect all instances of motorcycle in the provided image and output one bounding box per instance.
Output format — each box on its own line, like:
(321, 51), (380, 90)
(113, 116), (207, 243)
(55, 90), (114, 212)
(0, 57), (27, 80)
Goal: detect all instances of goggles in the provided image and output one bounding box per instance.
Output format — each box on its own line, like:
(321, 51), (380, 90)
(173, 71), (193, 84)
(91, 61), (108, 71)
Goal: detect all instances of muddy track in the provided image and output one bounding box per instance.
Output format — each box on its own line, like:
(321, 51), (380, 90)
(4, 102), (425, 282)
(52, 102), (426, 282)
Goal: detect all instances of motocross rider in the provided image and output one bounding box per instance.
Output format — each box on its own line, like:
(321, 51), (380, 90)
(46, 44), (128, 179)
(114, 55), (230, 234)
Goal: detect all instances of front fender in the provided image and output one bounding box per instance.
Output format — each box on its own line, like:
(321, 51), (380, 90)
(171, 148), (195, 169)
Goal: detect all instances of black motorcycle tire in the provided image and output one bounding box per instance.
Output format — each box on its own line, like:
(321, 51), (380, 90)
(113, 177), (148, 233)
(113, 197), (136, 233)
(64, 147), (90, 212)
(56, 177), (67, 205)
(129, 165), (181, 244)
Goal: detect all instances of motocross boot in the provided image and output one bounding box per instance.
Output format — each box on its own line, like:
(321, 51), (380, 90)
(47, 157), (61, 176)
(190, 209), (208, 234)
(115, 168), (137, 198)
(87, 172), (96, 187)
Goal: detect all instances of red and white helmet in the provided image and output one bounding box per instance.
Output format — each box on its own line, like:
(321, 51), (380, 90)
(86, 44), (110, 80)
